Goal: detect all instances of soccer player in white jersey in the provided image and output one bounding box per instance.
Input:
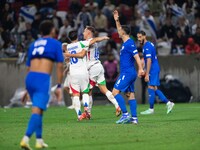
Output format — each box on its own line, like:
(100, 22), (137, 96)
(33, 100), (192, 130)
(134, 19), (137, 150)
(66, 26), (121, 117)
(66, 30), (109, 120)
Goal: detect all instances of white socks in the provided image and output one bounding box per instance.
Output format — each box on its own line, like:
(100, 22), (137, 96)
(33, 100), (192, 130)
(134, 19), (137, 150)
(88, 95), (93, 113)
(23, 136), (29, 143)
(73, 96), (81, 117)
(105, 91), (119, 109)
(82, 94), (89, 110)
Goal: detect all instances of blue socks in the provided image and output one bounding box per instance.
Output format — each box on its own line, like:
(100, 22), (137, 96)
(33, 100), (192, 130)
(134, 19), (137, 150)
(115, 94), (127, 113)
(128, 99), (137, 117)
(148, 88), (155, 109)
(155, 90), (168, 103)
(25, 114), (42, 138)
(35, 115), (42, 139)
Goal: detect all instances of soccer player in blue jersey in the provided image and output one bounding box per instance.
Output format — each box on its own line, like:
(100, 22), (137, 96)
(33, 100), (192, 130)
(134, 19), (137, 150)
(137, 31), (175, 115)
(20, 20), (64, 149)
(112, 10), (144, 124)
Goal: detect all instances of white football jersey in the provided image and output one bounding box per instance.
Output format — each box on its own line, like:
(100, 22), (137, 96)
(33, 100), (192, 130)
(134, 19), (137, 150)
(67, 41), (89, 75)
(87, 38), (101, 69)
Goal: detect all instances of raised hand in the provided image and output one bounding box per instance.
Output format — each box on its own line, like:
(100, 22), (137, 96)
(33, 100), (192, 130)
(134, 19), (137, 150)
(113, 10), (119, 21)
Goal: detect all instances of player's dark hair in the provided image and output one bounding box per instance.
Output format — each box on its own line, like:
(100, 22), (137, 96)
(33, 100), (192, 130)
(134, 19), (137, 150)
(121, 25), (131, 35)
(138, 30), (146, 36)
(69, 30), (78, 41)
(86, 26), (95, 34)
(39, 20), (54, 36)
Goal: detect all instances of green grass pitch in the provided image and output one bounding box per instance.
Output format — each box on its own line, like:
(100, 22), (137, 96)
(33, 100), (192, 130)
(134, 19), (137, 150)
(0, 103), (200, 150)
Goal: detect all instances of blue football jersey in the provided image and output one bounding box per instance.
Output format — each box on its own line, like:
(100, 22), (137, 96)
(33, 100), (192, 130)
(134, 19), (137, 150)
(26, 37), (64, 67)
(119, 39), (138, 73)
(143, 41), (160, 73)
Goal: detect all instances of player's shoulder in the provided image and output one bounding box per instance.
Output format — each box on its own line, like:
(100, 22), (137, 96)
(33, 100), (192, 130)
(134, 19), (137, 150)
(124, 39), (136, 47)
(144, 41), (154, 50)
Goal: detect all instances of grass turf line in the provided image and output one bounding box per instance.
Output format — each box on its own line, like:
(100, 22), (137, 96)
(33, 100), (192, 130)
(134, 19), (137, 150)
(0, 103), (200, 150)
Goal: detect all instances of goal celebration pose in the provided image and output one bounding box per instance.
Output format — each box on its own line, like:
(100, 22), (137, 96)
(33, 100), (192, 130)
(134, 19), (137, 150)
(112, 10), (144, 124)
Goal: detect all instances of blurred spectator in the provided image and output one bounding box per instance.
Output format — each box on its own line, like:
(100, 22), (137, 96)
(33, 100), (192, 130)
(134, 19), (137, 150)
(17, 17), (26, 33)
(192, 16), (200, 35)
(140, 9), (157, 42)
(162, 0), (178, 14)
(102, 0), (115, 21)
(159, 8), (178, 27)
(69, 0), (82, 16)
(77, 6), (93, 39)
(103, 53), (118, 91)
(85, 0), (98, 18)
(0, 3), (14, 30)
(185, 37), (200, 54)
(184, 5), (195, 27)
(66, 12), (77, 29)
(130, 18), (140, 40)
(58, 19), (72, 40)
(24, 32), (35, 50)
(32, 12), (42, 32)
(22, 22), (38, 40)
(77, 6), (93, 28)
(0, 27), (4, 49)
(159, 17), (176, 42)
(40, 0), (56, 15)
(94, 8), (108, 32)
(176, 17), (190, 36)
(192, 26), (200, 45)
(171, 29), (186, 55)
(104, 41), (119, 61)
(182, 0), (197, 14)
(1, 41), (17, 57)
(51, 10), (63, 31)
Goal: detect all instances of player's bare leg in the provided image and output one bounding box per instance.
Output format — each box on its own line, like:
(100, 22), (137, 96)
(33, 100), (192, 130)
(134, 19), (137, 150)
(98, 84), (121, 117)
(64, 87), (74, 109)
(82, 92), (91, 119)
(88, 90), (93, 116)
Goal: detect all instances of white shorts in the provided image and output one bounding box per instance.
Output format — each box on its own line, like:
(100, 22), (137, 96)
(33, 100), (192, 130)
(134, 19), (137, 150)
(64, 74), (70, 88)
(88, 62), (105, 89)
(70, 73), (89, 94)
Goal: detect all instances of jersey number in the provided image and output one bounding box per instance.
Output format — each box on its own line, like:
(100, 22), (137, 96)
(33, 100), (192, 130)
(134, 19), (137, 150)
(70, 50), (78, 64)
(94, 47), (99, 60)
(32, 46), (45, 55)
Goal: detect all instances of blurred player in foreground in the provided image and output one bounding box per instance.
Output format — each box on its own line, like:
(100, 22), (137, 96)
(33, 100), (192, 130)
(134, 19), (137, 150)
(66, 26), (121, 117)
(65, 30), (109, 120)
(112, 10), (144, 124)
(137, 31), (175, 115)
(20, 20), (64, 149)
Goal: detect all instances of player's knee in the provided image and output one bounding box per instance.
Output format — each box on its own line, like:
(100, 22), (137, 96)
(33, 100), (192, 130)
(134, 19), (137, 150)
(112, 88), (119, 96)
(148, 85), (155, 90)
(32, 107), (43, 115)
(127, 92), (135, 100)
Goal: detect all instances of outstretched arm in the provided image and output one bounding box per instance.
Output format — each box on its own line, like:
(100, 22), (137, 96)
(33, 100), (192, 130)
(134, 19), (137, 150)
(113, 10), (123, 37)
(89, 36), (109, 46)
(64, 49), (87, 58)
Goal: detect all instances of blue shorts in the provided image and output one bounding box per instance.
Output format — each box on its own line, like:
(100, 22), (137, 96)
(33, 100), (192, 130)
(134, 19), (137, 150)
(26, 72), (50, 111)
(148, 71), (160, 86)
(114, 72), (137, 93)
